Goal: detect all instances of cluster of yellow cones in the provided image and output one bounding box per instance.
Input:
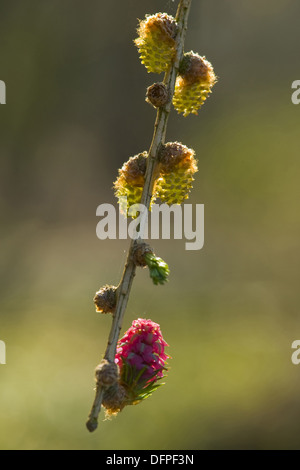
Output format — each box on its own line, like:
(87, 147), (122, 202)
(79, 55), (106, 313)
(114, 12), (217, 215)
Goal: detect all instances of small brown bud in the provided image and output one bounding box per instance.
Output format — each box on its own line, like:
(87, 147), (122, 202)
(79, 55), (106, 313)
(93, 285), (117, 314)
(102, 383), (128, 417)
(95, 360), (119, 388)
(146, 82), (169, 108)
(132, 242), (153, 267)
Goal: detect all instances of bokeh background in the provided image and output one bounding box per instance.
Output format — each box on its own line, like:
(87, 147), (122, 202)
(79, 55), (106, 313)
(0, 0), (300, 450)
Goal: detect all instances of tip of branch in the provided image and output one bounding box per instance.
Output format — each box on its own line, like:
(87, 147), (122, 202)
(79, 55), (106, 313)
(86, 417), (98, 433)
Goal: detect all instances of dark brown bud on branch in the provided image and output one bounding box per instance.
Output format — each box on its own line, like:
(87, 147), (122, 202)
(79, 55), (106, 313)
(102, 383), (128, 418)
(146, 82), (169, 108)
(95, 359), (119, 388)
(94, 285), (117, 314)
(132, 242), (154, 267)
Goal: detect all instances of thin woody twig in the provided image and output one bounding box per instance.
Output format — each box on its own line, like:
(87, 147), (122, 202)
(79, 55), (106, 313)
(86, 0), (192, 433)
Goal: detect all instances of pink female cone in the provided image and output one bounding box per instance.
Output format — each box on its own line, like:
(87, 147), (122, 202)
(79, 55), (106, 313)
(115, 318), (169, 404)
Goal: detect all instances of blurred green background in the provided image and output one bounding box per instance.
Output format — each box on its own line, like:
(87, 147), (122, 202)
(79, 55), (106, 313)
(0, 0), (300, 450)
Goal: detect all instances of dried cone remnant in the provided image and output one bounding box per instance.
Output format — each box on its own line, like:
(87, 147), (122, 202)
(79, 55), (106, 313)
(102, 318), (169, 417)
(173, 52), (217, 116)
(146, 82), (169, 108)
(156, 142), (198, 205)
(102, 383), (128, 417)
(135, 13), (178, 73)
(114, 152), (147, 216)
(95, 360), (119, 388)
(94, 285), (117, 314)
